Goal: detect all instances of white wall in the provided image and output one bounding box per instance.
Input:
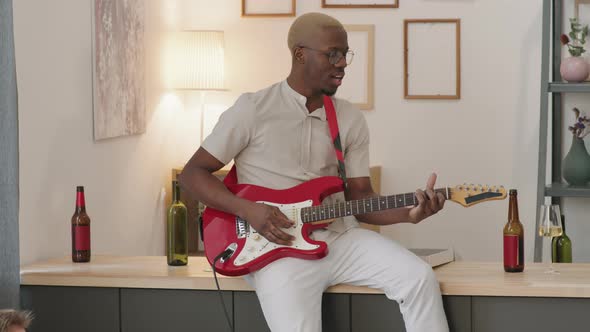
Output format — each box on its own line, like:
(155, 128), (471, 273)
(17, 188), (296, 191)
(16, 0), (583, 265)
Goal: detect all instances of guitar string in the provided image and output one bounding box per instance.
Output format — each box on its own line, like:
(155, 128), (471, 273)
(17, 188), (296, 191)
(297, 188), (450, 223)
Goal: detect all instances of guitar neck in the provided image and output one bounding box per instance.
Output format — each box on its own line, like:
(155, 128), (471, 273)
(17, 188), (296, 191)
(300, 188), (450, 224)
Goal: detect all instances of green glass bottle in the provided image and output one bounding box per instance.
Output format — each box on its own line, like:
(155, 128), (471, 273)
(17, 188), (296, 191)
(551, 215), (572, 263)
(167, 180), (188, 266)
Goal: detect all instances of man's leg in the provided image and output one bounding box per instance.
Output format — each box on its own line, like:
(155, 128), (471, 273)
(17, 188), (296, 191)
(327, 228), (449, 332)
(245, 256), (330, 332)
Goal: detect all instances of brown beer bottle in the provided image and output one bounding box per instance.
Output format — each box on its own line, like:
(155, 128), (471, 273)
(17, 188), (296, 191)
(503, 189), (524, 272)
(71, 186), (91, 262)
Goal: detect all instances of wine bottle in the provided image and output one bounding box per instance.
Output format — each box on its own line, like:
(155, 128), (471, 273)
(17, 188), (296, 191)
(503, 189), (524, 272)
(71, 186), (91, 263)
(552, 215), (572, 263)
(167, 180), (188, 266)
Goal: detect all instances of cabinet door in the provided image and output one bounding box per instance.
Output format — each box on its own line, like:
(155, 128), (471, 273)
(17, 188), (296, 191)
(472, 296), (590, 332)
(121, 288), (232, 332)
(323, 293), (351, 332)
(351, 294), (470, 332)
(234, 291), (269, 332)
(351, 294), (405, 332)
(443, 296), (471, 332)
(233, 292), (350, 332)
(20, 286), (120, 332)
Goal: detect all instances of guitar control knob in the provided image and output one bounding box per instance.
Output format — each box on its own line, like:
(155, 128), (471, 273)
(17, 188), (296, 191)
(253, 234), (261, 241)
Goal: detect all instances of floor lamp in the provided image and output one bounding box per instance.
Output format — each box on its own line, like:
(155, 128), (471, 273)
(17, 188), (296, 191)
(171, 30), (225, 144)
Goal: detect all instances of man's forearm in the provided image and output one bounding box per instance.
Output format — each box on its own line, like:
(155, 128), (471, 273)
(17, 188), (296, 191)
(177, 167), (252, 219)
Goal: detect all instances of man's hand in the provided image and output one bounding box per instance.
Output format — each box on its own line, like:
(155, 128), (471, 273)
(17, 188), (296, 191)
(243, 202), (295, 246)
(408, 173), (446, 224)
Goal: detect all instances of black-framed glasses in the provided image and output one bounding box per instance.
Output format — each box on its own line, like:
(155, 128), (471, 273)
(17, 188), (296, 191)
(299, 46), (354, 65)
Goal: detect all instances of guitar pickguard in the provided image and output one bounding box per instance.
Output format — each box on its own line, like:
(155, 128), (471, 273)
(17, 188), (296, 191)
(233, 199), (319, 267)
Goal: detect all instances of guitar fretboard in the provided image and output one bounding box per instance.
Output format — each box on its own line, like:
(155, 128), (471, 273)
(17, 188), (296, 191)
(300, 188), (450, 223)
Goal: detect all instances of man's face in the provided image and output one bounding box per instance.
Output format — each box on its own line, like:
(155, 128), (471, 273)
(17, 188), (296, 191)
(301, 26), (349, 96)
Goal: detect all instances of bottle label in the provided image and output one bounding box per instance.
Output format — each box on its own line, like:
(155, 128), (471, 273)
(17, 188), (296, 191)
(503, 235), (523, 266)
(73, 225), (90, 251)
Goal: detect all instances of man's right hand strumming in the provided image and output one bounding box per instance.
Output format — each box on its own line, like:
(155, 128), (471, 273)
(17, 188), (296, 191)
(243, 202), (295, 246)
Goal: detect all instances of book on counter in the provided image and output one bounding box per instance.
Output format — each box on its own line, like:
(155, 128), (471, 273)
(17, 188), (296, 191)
(409, 248), (454, 267)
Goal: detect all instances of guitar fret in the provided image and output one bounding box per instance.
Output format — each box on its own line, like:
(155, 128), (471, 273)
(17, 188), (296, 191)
(300, 187), (454, 224)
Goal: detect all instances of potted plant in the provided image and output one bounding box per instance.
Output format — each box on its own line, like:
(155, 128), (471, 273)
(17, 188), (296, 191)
(560, 18), (589, 82)
(563, 107), (590, 185)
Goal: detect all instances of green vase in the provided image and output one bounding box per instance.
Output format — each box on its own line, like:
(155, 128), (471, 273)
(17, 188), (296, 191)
(562, 137), (590, 186)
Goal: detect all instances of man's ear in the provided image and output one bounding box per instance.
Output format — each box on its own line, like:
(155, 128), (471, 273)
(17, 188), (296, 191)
(294, 47), (305, 64)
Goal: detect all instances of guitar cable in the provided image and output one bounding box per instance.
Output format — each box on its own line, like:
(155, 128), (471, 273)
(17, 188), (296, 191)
(212, 248), (235, 332)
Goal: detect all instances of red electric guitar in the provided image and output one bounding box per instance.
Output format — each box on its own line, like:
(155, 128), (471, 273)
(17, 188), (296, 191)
(202, 176), (506, 276)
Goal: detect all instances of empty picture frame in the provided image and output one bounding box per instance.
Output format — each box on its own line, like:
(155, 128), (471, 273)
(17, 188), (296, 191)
(336, 25), (374, 110)
(575, 0), (590, 24)
(404, 19), (461, 100)
(242, 0), (295, 17)
(322, 0), (398, 9)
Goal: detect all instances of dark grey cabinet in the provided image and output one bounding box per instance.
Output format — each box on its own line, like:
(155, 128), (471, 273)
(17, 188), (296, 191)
(234, 291), (268, 332)
(351, 295), (470, 332)
(121, 289), (233, 332)
(233, 292), (350, 332)
(20, 286), (120, 332)
(472, 296), (590, 332)
(21, 286), (590, 332)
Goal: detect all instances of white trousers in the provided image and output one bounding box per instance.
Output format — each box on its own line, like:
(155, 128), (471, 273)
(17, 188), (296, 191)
(244, 228), (449, 332)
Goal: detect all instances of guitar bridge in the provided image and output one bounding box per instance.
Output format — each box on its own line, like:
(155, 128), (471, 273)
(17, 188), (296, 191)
(236, 217), (249, 239)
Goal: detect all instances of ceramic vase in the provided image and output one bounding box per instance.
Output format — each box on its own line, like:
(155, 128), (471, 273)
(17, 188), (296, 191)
(560, 57), (589, 82)
(563, 137), (590, 186)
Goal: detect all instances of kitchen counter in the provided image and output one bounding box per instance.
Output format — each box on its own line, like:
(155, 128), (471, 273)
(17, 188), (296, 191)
(20, 255), (590, 298)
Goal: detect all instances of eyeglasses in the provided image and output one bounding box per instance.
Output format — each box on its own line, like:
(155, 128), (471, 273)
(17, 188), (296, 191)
(299, 46), (354, 65)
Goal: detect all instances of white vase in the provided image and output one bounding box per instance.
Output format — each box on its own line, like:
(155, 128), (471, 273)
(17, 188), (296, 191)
(560, 56), (589, 82)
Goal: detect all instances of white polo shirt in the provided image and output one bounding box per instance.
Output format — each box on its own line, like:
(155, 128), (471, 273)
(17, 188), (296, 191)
(202, 80), (370, 243)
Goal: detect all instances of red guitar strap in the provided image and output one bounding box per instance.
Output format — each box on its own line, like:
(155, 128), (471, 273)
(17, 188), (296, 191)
(323, 95), (348, 189)
(223, 165), (238, 186)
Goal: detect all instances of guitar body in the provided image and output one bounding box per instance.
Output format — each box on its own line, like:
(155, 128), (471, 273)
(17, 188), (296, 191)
(202, 176), (344, 276)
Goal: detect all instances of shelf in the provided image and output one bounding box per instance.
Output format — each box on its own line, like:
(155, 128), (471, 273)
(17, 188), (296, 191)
(548, 82), (590, 93)
(545, 183), (590, 197)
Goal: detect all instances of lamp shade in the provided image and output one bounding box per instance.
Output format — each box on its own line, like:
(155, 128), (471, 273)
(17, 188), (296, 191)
(170, 31), (225, 90)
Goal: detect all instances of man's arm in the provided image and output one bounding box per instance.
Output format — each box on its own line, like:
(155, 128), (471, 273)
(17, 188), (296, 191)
(178, 147), (295, 245)
(345, 173), (445, 225)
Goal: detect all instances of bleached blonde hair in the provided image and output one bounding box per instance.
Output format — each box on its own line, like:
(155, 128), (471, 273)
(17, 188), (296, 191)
(0, 310), (33, 332)
(287, 12), (344, 51)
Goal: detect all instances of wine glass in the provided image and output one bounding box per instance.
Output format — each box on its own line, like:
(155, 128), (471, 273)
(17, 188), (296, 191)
(538, 204), (563, 274)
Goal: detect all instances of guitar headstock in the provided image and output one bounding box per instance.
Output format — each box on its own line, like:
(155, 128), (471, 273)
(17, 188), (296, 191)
(448, 184), (507, 207)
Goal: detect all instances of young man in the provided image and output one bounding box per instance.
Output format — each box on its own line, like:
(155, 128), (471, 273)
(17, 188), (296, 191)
(0, 310), (33, 332)
(179, 12), (449, 332)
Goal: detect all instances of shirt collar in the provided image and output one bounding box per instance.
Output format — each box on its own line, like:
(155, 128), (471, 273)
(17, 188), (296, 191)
(281, 80), (327, 121)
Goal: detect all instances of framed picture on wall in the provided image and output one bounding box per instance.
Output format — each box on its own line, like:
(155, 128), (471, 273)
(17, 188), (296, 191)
(336, 25), (375, 110)
(404, 19), (461, 100)
(242, 0), (296, 17)
(322, 0), (398, 9)
(92, 0), (146, 140)
(575, 0), (590, 22)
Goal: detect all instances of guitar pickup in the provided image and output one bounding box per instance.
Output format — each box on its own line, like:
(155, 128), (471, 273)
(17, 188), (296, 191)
(235, 217), (250, 238)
